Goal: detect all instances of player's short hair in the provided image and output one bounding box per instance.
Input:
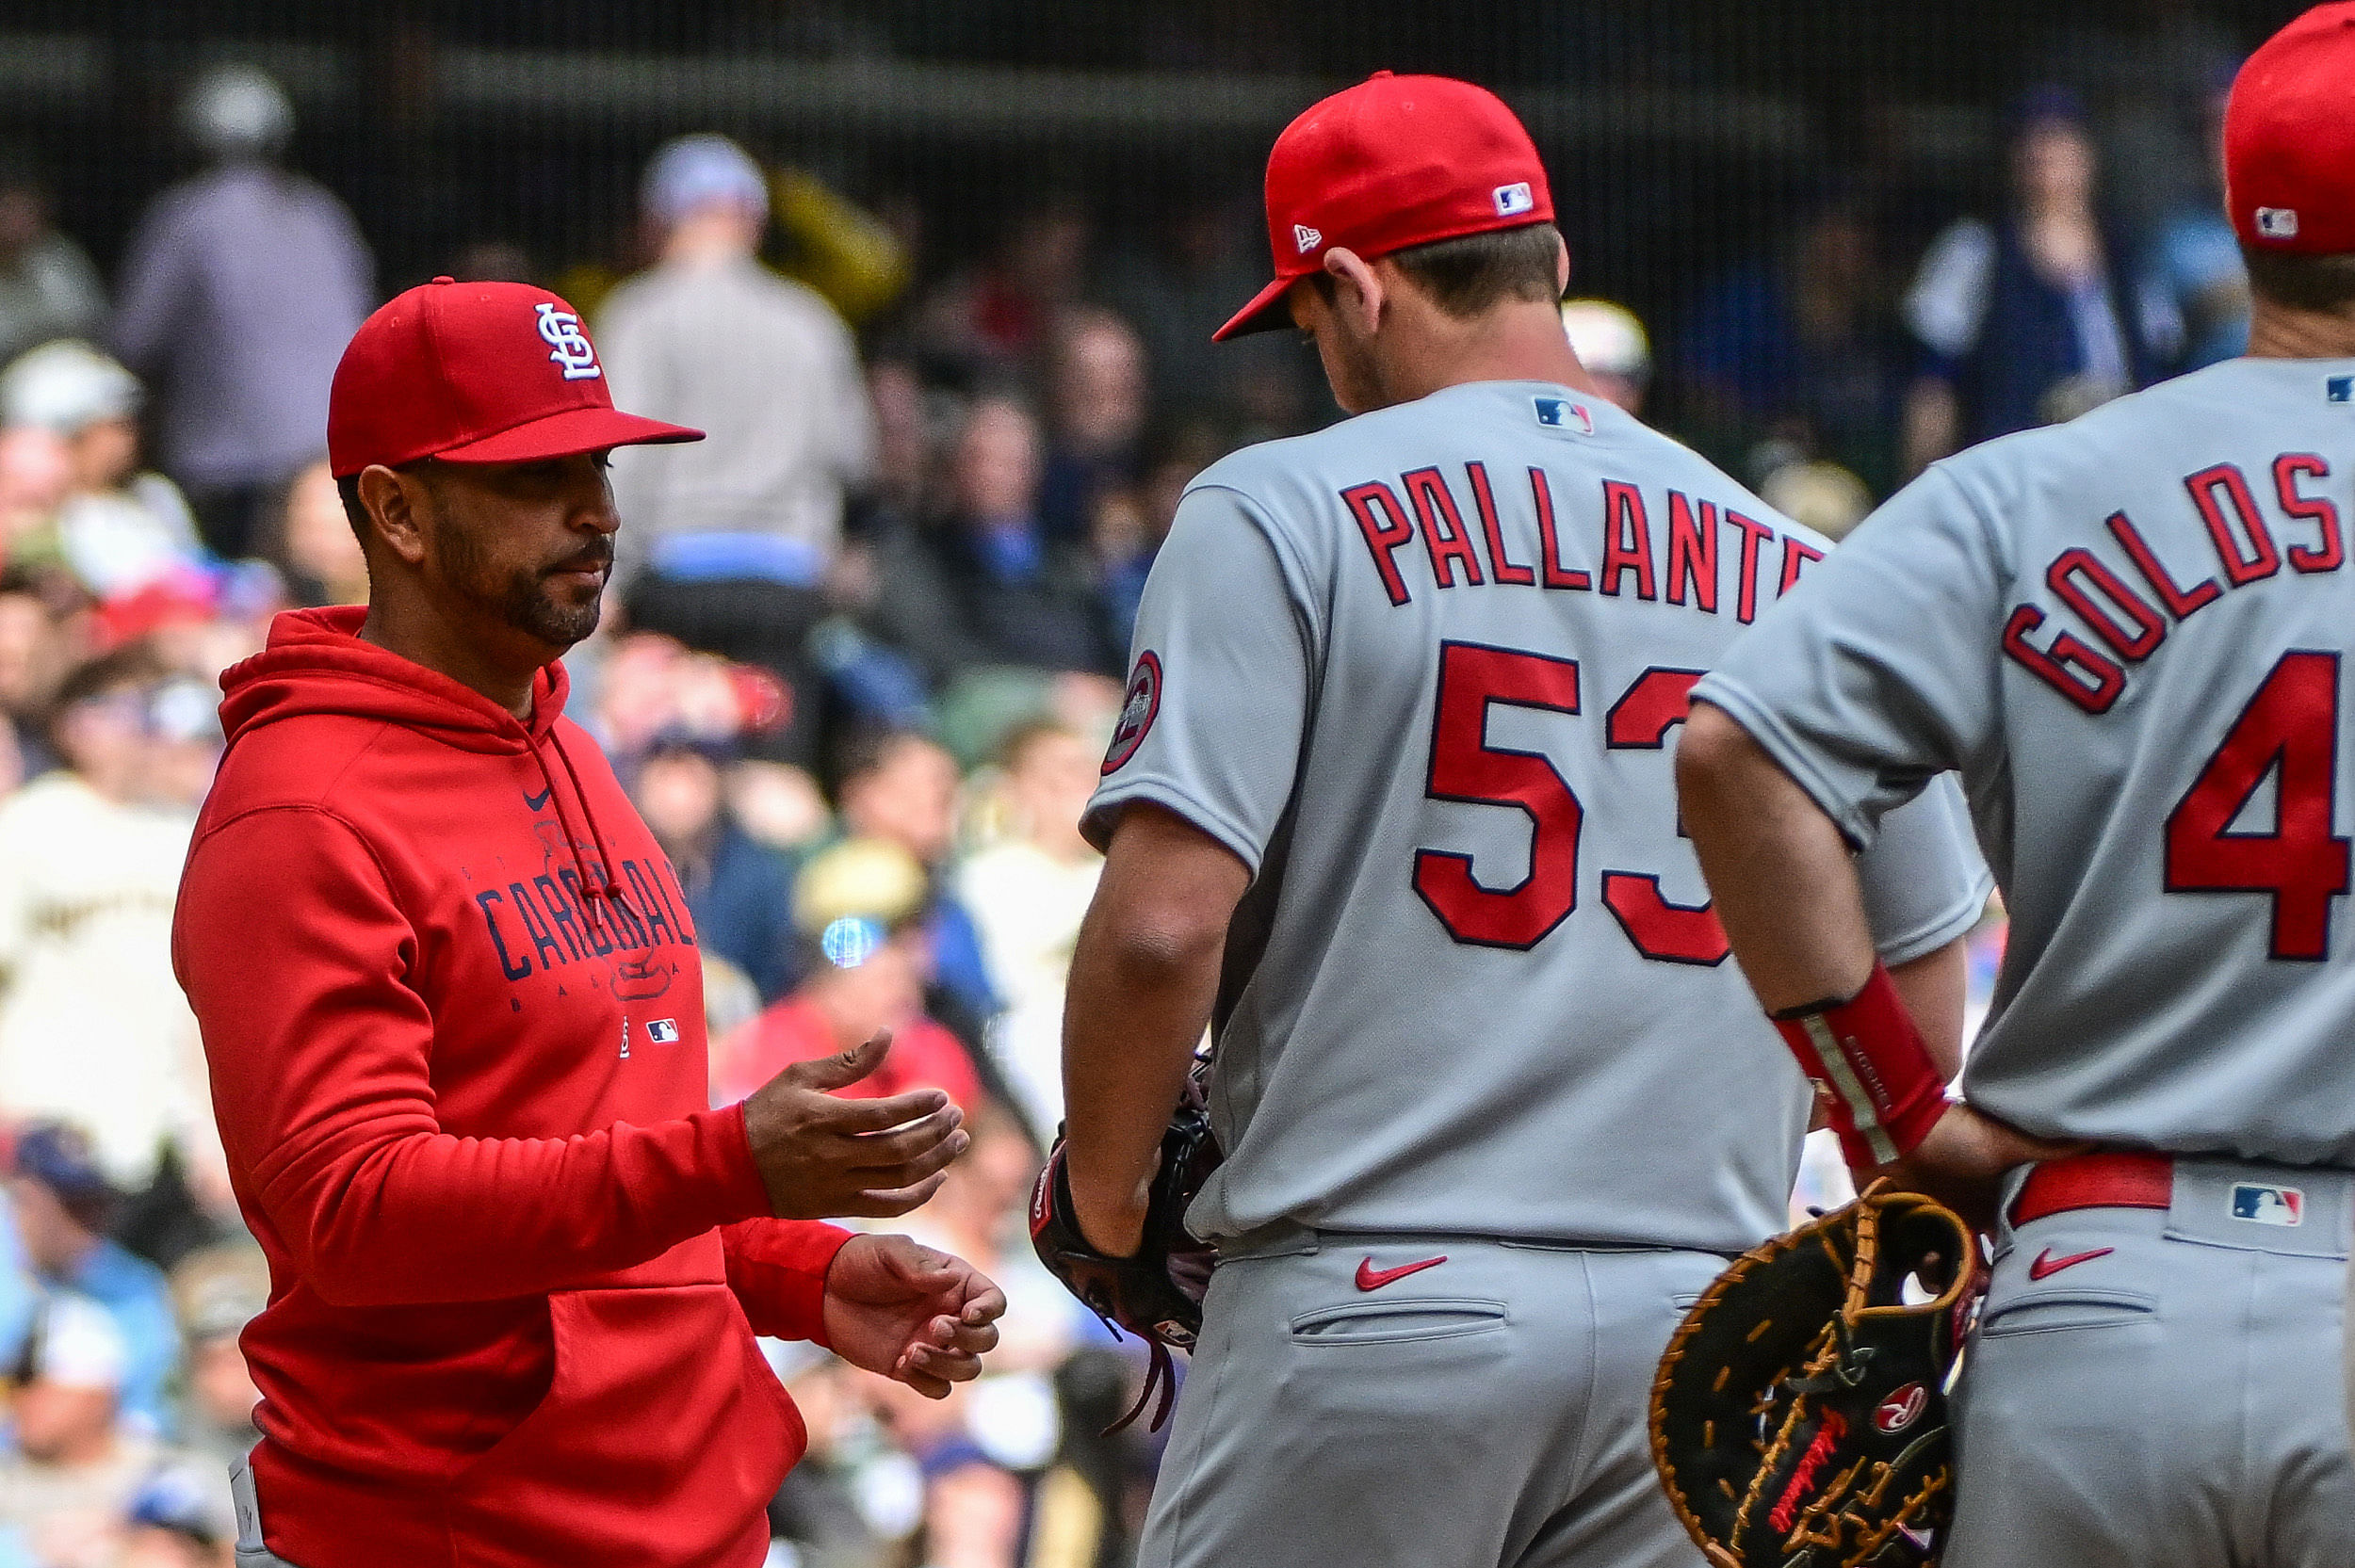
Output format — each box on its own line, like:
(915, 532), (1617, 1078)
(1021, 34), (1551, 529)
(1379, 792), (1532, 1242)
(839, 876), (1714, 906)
(1319, 221), (1565, 320)
(335, 473), (368, 544)
(2241, 246), (2355, 314)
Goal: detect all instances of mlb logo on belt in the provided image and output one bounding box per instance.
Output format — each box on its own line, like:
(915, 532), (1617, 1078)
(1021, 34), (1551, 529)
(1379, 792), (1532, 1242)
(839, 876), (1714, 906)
(2230, 1183), (2302, 1226)
(645, 1018), (681, 1045)
(2330, 376), (2353, 404)
(1534, 396), (1594, 435)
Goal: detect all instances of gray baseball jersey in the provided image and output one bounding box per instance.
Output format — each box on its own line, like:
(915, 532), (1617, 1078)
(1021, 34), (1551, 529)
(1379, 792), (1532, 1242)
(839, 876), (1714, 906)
(1085, 380), (1990, 1257)
(1697, 355), (2355, 1163)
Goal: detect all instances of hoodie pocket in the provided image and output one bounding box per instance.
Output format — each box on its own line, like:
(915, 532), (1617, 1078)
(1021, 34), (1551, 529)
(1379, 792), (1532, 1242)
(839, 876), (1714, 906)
(449, 1283), (801, 1568)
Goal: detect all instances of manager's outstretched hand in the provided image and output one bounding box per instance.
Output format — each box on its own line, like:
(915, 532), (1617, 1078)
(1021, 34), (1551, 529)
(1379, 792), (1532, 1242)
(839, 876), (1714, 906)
(741, 1031), (970, 1220)
(824, 1234), (1006, 1398)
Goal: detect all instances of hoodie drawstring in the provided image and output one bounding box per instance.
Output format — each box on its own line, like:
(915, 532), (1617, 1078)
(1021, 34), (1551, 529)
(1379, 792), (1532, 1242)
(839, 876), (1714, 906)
(523, 727), (624, 939)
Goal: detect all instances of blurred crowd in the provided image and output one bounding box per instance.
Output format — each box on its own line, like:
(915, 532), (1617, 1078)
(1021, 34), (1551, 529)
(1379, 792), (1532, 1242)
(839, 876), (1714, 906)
(0, 40), (2222, 1567)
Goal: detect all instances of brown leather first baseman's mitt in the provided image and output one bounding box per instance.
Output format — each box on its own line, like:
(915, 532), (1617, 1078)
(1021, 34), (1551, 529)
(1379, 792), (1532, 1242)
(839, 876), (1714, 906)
(1649, 1187), (1982, 1567)
(1030, 1062), (1222, 1431)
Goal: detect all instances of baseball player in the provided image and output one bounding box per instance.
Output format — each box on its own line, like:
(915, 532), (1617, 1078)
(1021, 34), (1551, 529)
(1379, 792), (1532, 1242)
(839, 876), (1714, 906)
(1052, 73), (1991, 1567)
(1677, 9), (2355, 1564)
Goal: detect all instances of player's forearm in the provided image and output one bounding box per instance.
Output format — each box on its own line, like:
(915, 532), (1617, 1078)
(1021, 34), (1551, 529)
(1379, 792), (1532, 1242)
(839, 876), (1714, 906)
(1061, 805), (1248, 1251)
(1678, 703), (1876, 1011)
(254, 1105), (776, 1307)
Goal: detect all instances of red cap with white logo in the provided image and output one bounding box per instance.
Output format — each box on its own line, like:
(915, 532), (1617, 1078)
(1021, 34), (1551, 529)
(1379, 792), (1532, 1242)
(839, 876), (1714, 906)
(2225, 1), (2355, 255)
(327, 277), (702, 478)
(1213, 72), (1555, 342)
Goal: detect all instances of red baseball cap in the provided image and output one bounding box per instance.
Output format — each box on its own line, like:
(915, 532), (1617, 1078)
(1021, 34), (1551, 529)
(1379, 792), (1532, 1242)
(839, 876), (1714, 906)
(327, 277), (702, 478)
(2225, 1), (2355, 255)
(1214, 72), (1555, 342)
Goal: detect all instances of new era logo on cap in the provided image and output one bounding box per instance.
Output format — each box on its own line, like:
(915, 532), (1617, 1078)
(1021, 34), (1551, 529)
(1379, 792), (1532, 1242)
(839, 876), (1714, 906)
(1293, 223), (1323, 255)
(1494, 181), (1535, 218)
(2255, 206), (2301, 239)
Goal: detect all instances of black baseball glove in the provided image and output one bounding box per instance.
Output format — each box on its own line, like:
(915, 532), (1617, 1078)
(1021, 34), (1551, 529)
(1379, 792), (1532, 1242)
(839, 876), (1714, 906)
(1649, 1187), (1983, 1568)
(1030, 1064), (1223, 1431)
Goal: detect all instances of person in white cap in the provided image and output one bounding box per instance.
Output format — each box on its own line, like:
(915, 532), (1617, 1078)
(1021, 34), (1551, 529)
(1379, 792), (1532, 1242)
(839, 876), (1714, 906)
(0, 1292), (165, 1557)
(1557, 298), (1652, 416)
(597, 134), (877, 768)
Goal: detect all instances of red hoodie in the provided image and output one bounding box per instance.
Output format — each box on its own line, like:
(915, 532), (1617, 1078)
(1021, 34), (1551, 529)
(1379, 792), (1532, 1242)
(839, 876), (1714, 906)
(174, 607), (853, 1568)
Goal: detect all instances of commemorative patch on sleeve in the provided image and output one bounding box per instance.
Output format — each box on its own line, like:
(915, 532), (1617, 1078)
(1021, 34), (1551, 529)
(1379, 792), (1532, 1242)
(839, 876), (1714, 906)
(1102, 651), (1163, 775)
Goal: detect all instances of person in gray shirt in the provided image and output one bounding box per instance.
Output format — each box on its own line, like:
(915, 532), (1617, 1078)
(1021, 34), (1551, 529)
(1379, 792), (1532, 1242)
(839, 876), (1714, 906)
(1680, 12), (2355, 1564)
(111, 66), (372, 561)
(598, 135), (876, 768)
(0, 159), (105, 374)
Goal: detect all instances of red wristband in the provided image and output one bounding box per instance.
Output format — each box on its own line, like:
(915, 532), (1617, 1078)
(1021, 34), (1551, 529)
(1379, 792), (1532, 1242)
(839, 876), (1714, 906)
(1771, 962), (1948, 1169)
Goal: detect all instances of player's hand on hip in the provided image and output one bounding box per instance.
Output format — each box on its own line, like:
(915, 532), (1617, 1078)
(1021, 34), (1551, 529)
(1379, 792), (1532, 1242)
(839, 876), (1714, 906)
(740, 1031), (970, 1220)
(1879, 1101), (2087, 1232)
(822, 1233), (1006, 1399)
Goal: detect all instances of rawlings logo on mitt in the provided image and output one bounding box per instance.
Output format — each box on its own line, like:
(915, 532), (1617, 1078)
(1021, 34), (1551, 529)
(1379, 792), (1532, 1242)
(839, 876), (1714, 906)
(1031, 1065), (1222, 1431)
(1649, 1187), (1982, 1568)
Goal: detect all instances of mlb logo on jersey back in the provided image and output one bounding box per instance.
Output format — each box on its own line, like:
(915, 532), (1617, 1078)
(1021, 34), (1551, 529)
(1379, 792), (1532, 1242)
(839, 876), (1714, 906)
(1493, 181), (1535, 218)
(645, 1018), (680, 1045)
(2330, 376), (2353, 404)
(2231, 1183), (2303, 1226)
(1533, 396), (1594, 435)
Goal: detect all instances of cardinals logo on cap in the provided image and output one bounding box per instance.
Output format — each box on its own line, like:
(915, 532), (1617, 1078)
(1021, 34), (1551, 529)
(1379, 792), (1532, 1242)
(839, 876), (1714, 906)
(535, 302), (602, 380)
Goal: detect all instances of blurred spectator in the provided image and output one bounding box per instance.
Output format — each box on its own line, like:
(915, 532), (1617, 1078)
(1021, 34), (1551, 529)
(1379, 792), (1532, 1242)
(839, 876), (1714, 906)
(832, 727), (999, 1040)
(166, 1243), (267, 1475)
(6, 1123), (181, 1436)
(1022, 1351), (1145, 1568)
(0, 650), (212, 1196)
(711, 837), (983, 1112)
(1900, 89), (2162, 476)
(1103, 195), (1311, 434)
(0, 427), (73, 575)
(0, 574), (68, 772)
(111, 65), (372, 560)
(874, 396), (1119, 694)
(1558, 299), (1653, 415)
(913, 201), (1093, 372)
(960, 723), (1103, 1134)
(628, 732), (799, 1003)
(119, 1459), (237, 1568)
(600, 134), (875, 768)
(1759, 459), (1876, 543)
(901, 1104), (1082, 1382)
(1682, 198), (1907, 495)
(2139, 67), (2250, 371)
(0, 160), (105, 374)
(1038, 309), (1148, 545)
(0, 1293), (161, 1566)
(275, 459), (366, 607)
(0, 341), (202, 601)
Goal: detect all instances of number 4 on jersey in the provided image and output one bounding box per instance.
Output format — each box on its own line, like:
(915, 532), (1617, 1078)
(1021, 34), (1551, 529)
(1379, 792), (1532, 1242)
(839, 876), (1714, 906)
(2165, 650), (2351, 961)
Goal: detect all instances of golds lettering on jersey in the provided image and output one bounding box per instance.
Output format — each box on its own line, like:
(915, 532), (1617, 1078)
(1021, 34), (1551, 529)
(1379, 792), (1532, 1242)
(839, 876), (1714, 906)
(1337, 468), (1818, 622)
(2002, 452), (2347, 713)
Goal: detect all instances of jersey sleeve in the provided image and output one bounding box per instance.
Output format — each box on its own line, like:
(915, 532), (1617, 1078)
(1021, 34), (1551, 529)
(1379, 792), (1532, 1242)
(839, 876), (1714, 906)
(1855, 774), (1993, 966)
(1692, 463), (2007, 849)
(1082, 483), (1317, 875)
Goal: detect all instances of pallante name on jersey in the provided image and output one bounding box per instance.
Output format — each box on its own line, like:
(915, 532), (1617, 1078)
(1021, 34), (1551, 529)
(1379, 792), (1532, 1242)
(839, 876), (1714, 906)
(2003, 452), (2343, 713)
(1339, 463), (1823, 618)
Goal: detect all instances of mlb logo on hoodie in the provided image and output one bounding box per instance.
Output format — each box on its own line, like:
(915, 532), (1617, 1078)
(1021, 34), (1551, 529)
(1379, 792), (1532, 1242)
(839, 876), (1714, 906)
(646, 1018), (681, 1045)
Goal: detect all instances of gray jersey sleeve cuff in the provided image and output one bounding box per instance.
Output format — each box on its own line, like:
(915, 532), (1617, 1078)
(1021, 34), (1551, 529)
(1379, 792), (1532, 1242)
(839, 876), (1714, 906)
(1689, 671), (1884, 849)
(1081, 779), (1270, 878)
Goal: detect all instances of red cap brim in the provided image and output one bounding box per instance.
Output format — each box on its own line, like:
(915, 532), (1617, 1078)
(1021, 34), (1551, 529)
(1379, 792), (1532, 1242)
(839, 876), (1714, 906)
(431, 405), (704, 466)
(1211, 274), (1302, 342)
